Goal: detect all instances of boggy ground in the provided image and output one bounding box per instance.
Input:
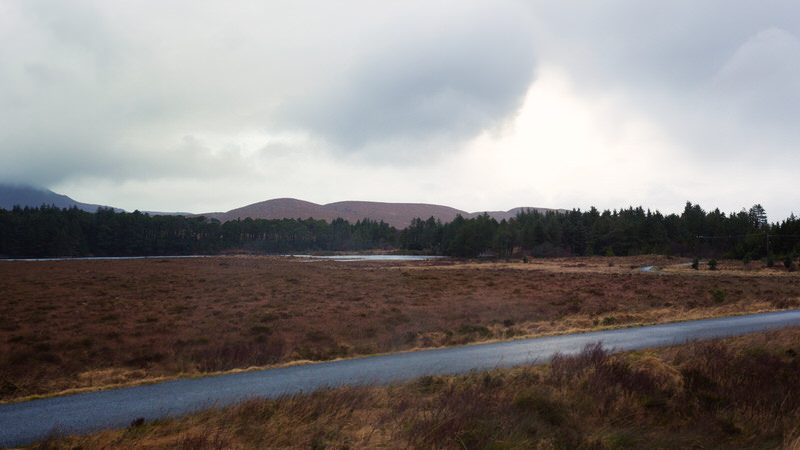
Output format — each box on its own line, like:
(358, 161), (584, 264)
(1, 255), (798, 402)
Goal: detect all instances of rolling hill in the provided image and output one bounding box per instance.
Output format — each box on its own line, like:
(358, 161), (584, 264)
(1, 184), (561, 229)
(199, 198), (560, 229)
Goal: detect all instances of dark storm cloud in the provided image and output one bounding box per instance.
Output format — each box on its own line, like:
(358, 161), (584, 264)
(280, 2), (536, 159)
(0, 0), (537, 185)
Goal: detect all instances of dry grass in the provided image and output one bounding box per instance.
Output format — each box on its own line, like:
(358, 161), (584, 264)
(2, 255), (798, 402)
(34, 327), (800, 449)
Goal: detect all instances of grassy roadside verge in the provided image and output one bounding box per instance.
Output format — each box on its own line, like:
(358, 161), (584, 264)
(31, 327), (800, 449)
(6, 305), (784, 406)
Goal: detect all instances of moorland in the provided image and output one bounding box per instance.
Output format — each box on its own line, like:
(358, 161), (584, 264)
(2, 255), (797, 404)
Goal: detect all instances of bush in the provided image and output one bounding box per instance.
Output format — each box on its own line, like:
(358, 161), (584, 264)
(513, 388), (565, 425)
(691, 258), (699, 270)
(458, 324), (493, 338)
(601, 316), (618, 326)
(708, 259), (717, 270)
(249, 325), (273, 335)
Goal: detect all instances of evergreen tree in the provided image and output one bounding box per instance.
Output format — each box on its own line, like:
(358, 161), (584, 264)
(749, 204), (768, 229)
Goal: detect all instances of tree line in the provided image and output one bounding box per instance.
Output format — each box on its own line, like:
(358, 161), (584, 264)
(0, 206), (396, 258)
(399, 203), (800, 260)
(1, 202), (799, 260)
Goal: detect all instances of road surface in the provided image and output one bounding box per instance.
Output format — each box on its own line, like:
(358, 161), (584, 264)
(2, 309), (800, 447)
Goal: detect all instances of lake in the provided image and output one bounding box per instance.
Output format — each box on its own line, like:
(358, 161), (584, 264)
(285, 254), (446, 261)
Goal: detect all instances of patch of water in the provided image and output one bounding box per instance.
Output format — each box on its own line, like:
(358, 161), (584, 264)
(285, 254), (446, 262)
(0, 255), (222, 262)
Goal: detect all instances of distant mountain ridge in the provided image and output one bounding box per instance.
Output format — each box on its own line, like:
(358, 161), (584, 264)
(1, 184), (562, 229)
(0, 184), (191, 215)
(199, 198), (562, 229)
(0, 184), (120, 213)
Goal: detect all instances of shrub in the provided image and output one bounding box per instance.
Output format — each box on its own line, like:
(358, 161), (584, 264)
(192, 339), (285, 371)
(305, 330), (333, 342)
(692, 258), (699, 270)
(708, 259), (717, 270)
(513, 388), (565, 425)
(249, 325), (273, 335)
(709, 288), (725, 304)
(458, 324), (492, 338)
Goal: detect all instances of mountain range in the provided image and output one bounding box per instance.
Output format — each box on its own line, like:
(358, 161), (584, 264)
(0, 184), (121, 213)
(198, 198), (560, 229)
(0, 184), (560, 229)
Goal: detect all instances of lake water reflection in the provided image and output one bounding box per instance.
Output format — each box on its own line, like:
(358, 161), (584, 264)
(3, 254), (446, 262)
(286, 254), (446, 262)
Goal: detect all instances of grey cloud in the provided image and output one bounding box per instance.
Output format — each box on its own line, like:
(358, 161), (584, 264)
(280, 2), (536, 160)
(710, 28), (800, 133)
(5, 0), (798, 219)
(529, 1), (800, 91)
(0, 1), (255, 186)
(0, 129), (240, 188)
(527, 1), (800, 162)
(2, 0), (539, 186)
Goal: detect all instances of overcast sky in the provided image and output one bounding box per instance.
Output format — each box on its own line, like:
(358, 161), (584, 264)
(1, 1), (798, 221)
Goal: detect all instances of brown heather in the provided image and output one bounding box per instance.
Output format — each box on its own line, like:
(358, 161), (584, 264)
(30, 328), (800, 449)
(2, 255), (798, 403)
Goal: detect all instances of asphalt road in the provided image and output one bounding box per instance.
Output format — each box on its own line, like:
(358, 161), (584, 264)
(2, 309), (800, 447)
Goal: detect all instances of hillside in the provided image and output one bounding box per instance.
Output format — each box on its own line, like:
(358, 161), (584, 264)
(0, 184), (118, 212)
(199, 198), (560, 229)
(1, 184), (561, 229)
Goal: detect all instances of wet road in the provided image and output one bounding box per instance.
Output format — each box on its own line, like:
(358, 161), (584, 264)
(2, 309), (800, 447)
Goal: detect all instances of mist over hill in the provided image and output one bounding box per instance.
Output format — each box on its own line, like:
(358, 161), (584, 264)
(0, 184), (191, 215)
(0, 184), (119, 212)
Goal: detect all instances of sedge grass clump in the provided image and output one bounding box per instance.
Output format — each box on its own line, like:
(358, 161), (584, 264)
(601, 316), (618, 326)
(512, 387), (566, 426)
(673, 338), (800, 442)
(191, 339), (285, 372)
